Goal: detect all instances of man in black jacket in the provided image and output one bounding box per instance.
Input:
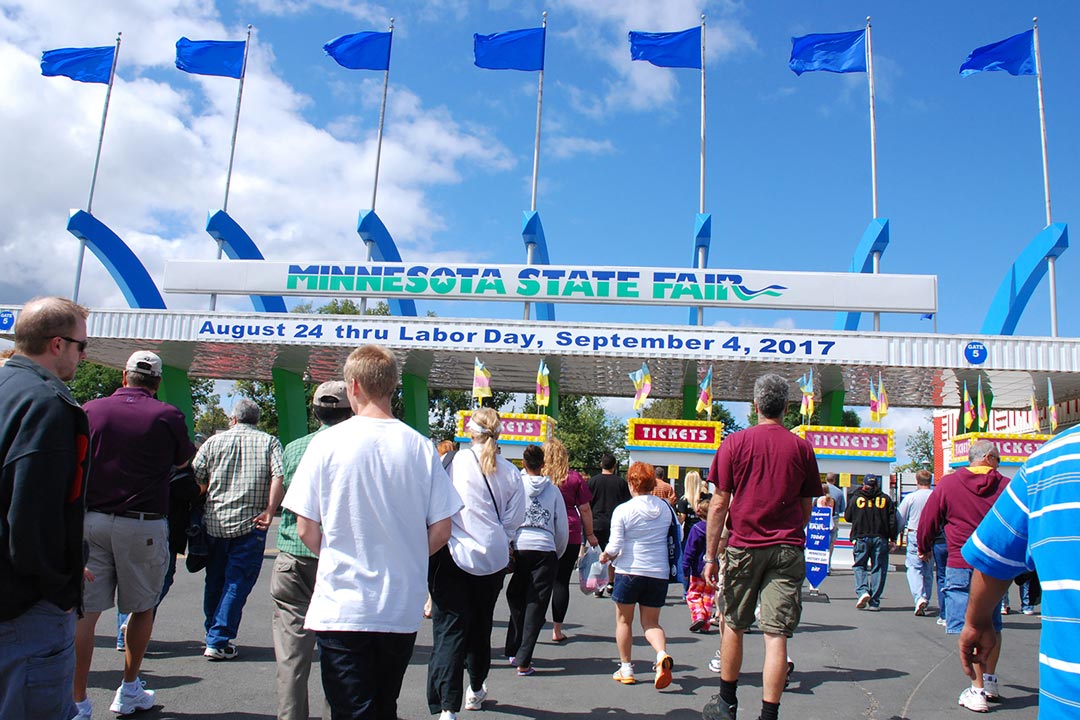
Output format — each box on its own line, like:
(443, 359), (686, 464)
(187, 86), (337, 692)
(0, 297), (90, 720)
(845, 474), (898, 611)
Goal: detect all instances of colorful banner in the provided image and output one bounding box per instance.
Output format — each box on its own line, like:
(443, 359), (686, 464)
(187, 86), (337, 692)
(626, 418), (723, 453)
(455, 411), (555, 445)
(950, 432), (1051, 467)
(804, 506), (832, 589)
(794, 425), (895, 459)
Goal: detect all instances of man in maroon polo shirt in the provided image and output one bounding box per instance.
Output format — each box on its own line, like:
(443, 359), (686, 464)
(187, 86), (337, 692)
(702, 373), (822, 720)
(72, 351), (196, 720)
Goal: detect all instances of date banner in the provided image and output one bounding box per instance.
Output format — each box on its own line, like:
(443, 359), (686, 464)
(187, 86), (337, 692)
(166, 260), (937, 314)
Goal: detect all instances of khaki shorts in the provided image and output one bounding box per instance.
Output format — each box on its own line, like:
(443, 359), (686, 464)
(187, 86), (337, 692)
(84, 511), (169, 614)
(722, 544), (805, 637)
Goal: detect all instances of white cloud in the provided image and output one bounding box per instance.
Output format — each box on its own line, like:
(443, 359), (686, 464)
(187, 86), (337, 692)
(548, 135), (615, 159)
(0, 1), (512, 309)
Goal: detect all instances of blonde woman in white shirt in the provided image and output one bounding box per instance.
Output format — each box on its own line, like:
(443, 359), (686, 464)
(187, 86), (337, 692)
(427, 408), (526, 720)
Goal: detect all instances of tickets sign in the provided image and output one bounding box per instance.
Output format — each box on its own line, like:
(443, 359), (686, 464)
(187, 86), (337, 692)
(793, 425), (895, 460)
(950, 432), (1052, 467)
(626, 418), (723, 453)
(455, 411), (555, 446)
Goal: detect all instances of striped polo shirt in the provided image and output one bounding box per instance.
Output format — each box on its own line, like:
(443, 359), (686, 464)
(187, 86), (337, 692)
(963, 426), (1080, 719)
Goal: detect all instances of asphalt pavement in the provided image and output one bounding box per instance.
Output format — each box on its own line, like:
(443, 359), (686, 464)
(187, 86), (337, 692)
(79, 534), (1042, 720)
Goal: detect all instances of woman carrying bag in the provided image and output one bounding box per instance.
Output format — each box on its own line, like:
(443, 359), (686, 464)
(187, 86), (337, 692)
(427, 409), (526, 719)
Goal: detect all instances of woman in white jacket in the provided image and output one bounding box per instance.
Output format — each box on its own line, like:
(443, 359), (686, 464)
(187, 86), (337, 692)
(504, 445), (568, 676)
(600, 462), (675, 690)
(427, 409), (526, 719)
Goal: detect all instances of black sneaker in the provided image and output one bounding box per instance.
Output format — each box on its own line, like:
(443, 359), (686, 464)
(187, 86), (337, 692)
(702, 694), (737, 720)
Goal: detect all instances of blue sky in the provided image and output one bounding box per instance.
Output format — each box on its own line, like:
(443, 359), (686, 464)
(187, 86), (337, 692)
(1, 1), (1076, 450)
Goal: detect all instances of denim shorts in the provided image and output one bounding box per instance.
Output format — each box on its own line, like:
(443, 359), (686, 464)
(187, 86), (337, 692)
(611, 573), (669, 608)
(944, 566), (1003, 635)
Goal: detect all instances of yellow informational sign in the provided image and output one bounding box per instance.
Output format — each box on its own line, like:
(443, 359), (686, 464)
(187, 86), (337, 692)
(839, 473), (852, 488)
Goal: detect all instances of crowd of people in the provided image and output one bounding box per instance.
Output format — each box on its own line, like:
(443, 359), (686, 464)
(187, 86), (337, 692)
(0, 296), (1072, 719)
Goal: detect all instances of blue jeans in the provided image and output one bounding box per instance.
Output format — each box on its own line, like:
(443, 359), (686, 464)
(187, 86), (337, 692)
(0, 600), (77, 720)
(944, 566), (1003, 635)
(204, 529), (267, 649)
(932, 541), (948, 619)
(905, 530), (934, 605)
(852, 536), (890, 608)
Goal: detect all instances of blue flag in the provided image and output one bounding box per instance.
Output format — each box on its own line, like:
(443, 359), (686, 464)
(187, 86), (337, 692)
(175, 38), (246, 79)
(789, 29), (866, 75)
(474, 27), (545, 71)
(41, 46), (114, 84)
(324, 31), (392, 71)
(628, 27), (701, 69)
(960, 30), (1035, 77)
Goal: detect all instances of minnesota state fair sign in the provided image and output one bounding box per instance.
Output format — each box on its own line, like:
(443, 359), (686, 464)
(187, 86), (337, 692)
(454, 411), (555, 446)
(950, 432), (1051, 467)
(793, 425), (895, 460)
(626, 418), (723, 454)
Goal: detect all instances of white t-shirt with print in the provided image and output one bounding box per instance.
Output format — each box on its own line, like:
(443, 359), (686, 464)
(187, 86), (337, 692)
(283, 416), (463, 633)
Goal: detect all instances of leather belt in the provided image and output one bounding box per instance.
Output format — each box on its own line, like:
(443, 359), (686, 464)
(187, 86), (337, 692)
(109, 510), (166, 521)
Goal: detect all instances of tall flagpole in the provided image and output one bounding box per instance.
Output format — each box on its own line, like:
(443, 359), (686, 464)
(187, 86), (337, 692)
(211, 24), (252, 311)
(695, 14), (707, 326)
(362, 17), (394, 316)
(524, 11), (547, 321)
(865, 16), (881, 332)
(1033, 17), (1057, 337)
(73, 32), (121, 304)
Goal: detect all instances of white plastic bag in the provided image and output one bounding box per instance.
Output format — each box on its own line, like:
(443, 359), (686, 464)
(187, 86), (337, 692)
(578, 546), (607, 595)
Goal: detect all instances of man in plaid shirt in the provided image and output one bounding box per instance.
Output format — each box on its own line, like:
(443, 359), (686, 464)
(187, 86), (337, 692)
(193, 398), (284, 660)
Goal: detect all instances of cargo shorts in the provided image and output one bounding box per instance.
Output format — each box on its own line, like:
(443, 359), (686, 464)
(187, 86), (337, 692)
(722, 544), (804, 637)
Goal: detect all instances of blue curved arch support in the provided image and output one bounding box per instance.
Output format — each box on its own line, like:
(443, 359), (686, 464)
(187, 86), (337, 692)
(981, 223), (1068, 335)
(205, 210), (288, 313)
(356, 210), (417, 317)
(833, 218), (890, 331)
(687, 213), (712, 326)
(522, 211), (554, 322)
(67, 210), (166, 309)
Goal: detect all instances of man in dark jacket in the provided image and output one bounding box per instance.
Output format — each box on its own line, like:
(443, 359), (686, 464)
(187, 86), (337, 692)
(917, 439), (1009, 712)
(0, 297), (90, 720)
(845, 474), (897, 611)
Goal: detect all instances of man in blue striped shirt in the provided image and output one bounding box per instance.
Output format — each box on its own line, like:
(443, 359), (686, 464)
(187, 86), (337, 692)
(961, 426), (1080, 718)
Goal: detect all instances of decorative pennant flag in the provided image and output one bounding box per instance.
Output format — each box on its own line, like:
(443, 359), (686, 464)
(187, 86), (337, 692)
(175, 37), (246, 78)
(960, 29), (1035, 77)
(629, 362), (652, 411)
(1048, 378), (1058, 432)
(977, 376), (989, 430)
(473, 27), (545, 71)
(324, 31), (392, 71)
(535, 359), (550, 408)
(869, 378), (880, 422)
(788, 29), (866, 76)
(877, 373), (889, 420)
(472, 357), (492, 401)
(962, 381), (975, 431)
(41, 46), (115, 83)
(696, 366), (713, 418)
(799, 370), (815, 420)
(1031, 389), (1039, 429)
(628, 27), (702, 69)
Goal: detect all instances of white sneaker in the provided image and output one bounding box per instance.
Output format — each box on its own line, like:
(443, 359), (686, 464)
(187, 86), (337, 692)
(914, 597), (928, 616)
(958, 687), (989, 712)
(203, 644), (239, 660)
(983, 674), (1001, 702)
(109, 682), (155, 715)
(936, 616), (947, 626)
(708, 649), (722, 673)
(439, 711), (458, 720)
(71, 700), (92, 720)
(612, 664), (636, 684)
(856, 592), (871, 609)
(464, 682), (487, 710)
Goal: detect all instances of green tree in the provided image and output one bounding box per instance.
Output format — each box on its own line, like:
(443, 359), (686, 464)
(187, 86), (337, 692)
(195, 405), (230, 437)
(640, 397), (745, 438)
(68, 362), (122, 404)
(895, 423), (934, 473)
(523, 394), (626, 474)
(429, 389), (513, 442)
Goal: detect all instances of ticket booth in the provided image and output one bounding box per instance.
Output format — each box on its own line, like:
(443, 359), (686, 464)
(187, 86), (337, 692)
(792, 425), (896, 570)
(625, 418), (723, 493)
(454, 410), (556, 462)
(949, 432), (1052, 479)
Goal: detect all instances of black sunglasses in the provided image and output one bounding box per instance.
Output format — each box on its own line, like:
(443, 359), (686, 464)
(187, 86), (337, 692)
(59, 336), (88, 353)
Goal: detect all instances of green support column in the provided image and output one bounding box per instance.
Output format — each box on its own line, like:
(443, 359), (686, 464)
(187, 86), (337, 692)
(158, 365), (195, 437)
(272, 368), (308, 447)
(402, 372), (430, 436)
(820, 389), (845, 426)
(545, 373), (560, 420)
(682, 381), (698, 420)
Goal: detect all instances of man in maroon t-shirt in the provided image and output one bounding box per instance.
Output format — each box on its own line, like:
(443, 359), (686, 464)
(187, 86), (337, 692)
(702, 373), (821, 720)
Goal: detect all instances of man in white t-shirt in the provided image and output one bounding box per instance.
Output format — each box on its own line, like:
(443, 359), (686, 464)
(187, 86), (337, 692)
(283, 345), (463, 720)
